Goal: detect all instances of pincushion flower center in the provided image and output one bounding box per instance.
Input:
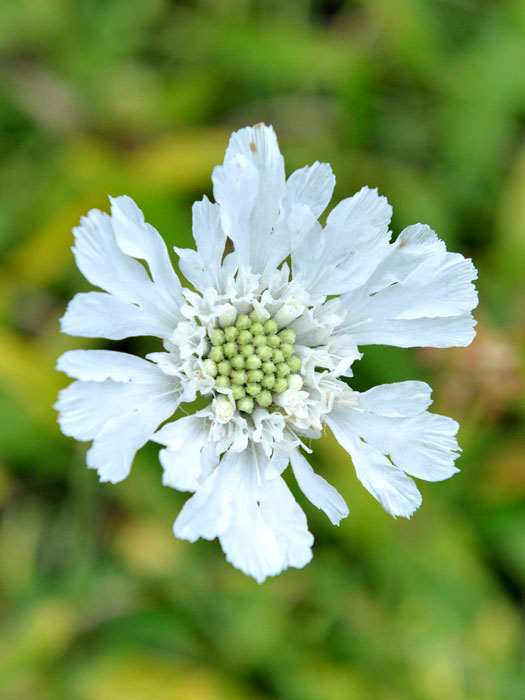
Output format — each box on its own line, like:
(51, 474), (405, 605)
(202, 308), (303, 414)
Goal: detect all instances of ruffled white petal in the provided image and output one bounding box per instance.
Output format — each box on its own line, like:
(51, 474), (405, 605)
(60, 292), (173, 339)
(174, 446), (313, 582)
(285, 162), (335, 219)
(56, 380), (142, 441)
(109, 195), (183, 309)
(57, 349), (170, 382)
(326, 381), (461, 517)
(69, 203), (181, 338)
(154, 414), (215, 492)
(212, 124), (285, 274)
(262, 162), (336, 270)
(219, 450), (313, 582)
(292, 187), (392, 297)
(290, 450), (349, 525)
(358, 381), (432, 417)
(340, 434), (422, 518)
(349, 415), (460, 483)
(72, 209), (156, 304)
(175, 196), (233, 293)
(86, 392), (178, 483)
(55, 352), (181, 483)
(339, 224), (478, 348)
(174, 467), (233, 542)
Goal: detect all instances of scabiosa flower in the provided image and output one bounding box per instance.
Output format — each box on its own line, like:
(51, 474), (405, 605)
(55, 124), (478, 582)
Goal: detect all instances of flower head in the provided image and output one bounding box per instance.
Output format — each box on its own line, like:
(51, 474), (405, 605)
(56, 123), (478, 582)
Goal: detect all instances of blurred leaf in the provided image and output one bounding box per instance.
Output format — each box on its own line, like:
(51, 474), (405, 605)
(68, 653), (245, 700)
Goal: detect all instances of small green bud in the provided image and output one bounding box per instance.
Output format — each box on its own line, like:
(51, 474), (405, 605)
(224, 325), (238, 342)
(261, 374), (275, 390)
(237, 396), (254, 414)
(279, 328), (296, 344)
(261, 361), (276, 375)
(252, 334), (266, 347)
(209, 346), (224, 363)
(245, 354), (261, 370)
(272, 349), (284, 364)
(223, 342), (237, 357)
(288, 355), (301, 372)
(231, 354), (245, 370)
(217, 360), (231, 376)
(281, 343), (294, 358)
(231, 385), (246, 400)
(250, 309), (264, 323)
(203, 359), (217, 377)
(237, 329), (252, 345)
(263, 319), (278, 335)
(231, 370), (247, 385)
(247, 369), (263, 383)
(236, 314), (251, 330)
(273, 377), (288, 393)
(276, 363), (291, 377)
(210, 328), (225, 346)
(256, 345), (273, 361)
(246, 383), (262, 396)
(256, 390), (273, 408)
(240, 343), (255, 358)
(251, 322), (264, 335)
(267, 334), (280, 348)
(216, 375), (231, 388)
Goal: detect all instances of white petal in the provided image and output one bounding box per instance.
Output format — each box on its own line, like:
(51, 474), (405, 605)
(60, 292), (173, 340)
(358, 381), (432, 417)
(174, 446), (313, 582)
(326, 185), (392, 237)
(173, 248), (208, 293)
(72, 208), (156, 305)
(71, 205), (181, 334)
(351, 411), (460, 482)
(327, 411), (422, 517)
(326, 380), (462, 516)
(265, 449), (289, 479)
(261, 162), (335, 269)
(175, 197), (232, 293)
(257, 475), (314, 571)
(290, 450), (349, 525)
(191, 196), (227, 270)
(347, 437), (422, 518)
(154, 414), (212, 492)
(340, 224), (478, 348)
(174, 468), (233, 542)
(55, 380), (143, 441)
(218, 449), (312, 582)
(109, 195), (183, 308)
(264, 203), (318, 273)
(292, 187), (392, 297)
(159, 448), (202, 492)
(285, 161), (335, 219)
(57, 349), (167, 383)
(86, 390), (178, 483)
(212, 123), (285, 273)
(55, 369), (180, 482)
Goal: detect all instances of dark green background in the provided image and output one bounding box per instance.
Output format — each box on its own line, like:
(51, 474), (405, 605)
(0, 1), (524, 698)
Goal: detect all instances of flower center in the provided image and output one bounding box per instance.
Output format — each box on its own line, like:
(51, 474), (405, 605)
(202, 309), (303, 414)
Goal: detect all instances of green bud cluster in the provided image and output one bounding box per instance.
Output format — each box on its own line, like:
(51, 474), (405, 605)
(203, 309), (303, 414)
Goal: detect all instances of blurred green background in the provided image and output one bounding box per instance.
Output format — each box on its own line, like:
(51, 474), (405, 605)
(1, 1), (524, 698)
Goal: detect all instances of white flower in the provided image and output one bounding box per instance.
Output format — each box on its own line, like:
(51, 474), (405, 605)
(55, 123), (478, 583)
